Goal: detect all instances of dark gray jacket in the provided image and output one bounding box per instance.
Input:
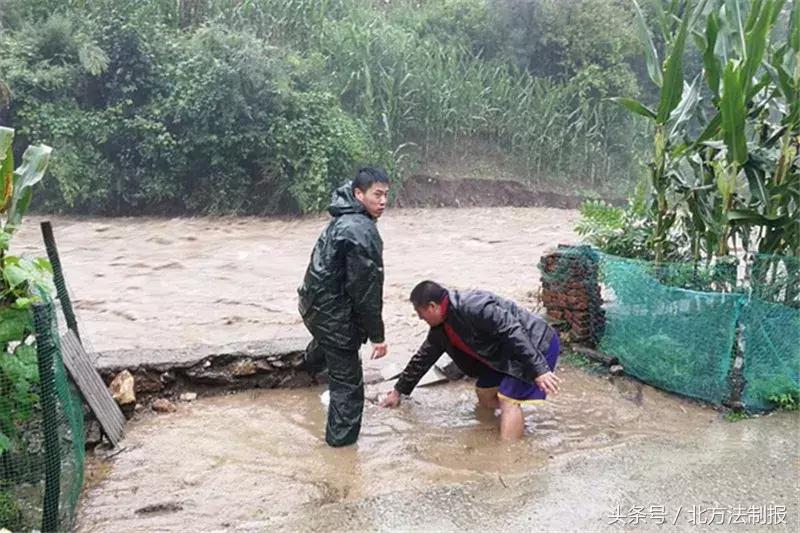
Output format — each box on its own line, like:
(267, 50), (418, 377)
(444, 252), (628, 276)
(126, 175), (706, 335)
(395, 289), (555, 395)
(298, 183), (385, 350)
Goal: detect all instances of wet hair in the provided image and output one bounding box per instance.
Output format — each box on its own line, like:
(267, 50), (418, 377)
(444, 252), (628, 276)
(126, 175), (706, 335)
(410, 280), (447, 308)
(352, 166), (389, 193)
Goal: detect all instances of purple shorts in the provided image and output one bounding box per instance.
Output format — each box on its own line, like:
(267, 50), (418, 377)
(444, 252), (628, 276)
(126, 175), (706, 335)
(475, 334), (560, 404)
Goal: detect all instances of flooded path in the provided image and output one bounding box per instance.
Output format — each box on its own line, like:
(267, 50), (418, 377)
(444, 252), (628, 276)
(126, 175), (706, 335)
(76, 372), (798, 531)
(12, 208), (800, 531)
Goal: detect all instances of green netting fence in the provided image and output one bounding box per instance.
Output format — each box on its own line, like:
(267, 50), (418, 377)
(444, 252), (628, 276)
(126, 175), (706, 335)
(1, 299), (85, 532)
(543, 247), (800, 411)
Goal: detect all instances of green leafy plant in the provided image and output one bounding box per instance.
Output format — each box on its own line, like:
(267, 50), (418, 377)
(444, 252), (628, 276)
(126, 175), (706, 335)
(610, 0), (799, 266)
(767, 391), (800, 411)
(1, 0), (653, 214)
(723, 410), (749, 422)
(0, 125), (53, 454)
(0, 489), (24, 531)
(575, 188), (656, 259)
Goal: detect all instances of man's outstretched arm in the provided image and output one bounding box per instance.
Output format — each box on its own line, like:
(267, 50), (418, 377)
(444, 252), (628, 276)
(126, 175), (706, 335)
(382, 333), (445, 407)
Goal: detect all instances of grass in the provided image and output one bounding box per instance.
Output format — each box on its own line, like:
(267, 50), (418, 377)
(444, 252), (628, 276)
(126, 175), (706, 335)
(560, 350), (607, 374)
(723, 410), (750, 422)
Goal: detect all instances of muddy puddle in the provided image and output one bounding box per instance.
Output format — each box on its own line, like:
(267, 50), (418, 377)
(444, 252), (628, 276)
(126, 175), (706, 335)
(75, 366), (798, 532)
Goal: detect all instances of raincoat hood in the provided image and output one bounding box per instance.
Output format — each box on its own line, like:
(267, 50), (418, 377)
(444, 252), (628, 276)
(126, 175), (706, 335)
(328, 181), (367, 217)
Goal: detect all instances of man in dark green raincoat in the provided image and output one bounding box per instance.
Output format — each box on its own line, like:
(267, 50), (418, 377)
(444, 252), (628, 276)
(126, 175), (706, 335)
(298, 167), (390, 447)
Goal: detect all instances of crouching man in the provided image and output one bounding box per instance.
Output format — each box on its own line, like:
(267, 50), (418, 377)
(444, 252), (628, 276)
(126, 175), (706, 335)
(380, 280), (561, 440)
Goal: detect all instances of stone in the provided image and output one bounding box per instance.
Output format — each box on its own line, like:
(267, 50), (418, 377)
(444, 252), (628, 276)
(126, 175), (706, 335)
(109, 370), (136, 405)
(85, 419), (103, 447)
(609, 365), (625, 376)
(254, 359), (273, 371)
(133, 371), (164, 393)
(363, 367), (383, 385)
(152, 398), (176, 413)
(179, 392), (198, 402)
(436, 355), (464, 381)
(379, 362), (403, 381)
(228, 358), (257, 377)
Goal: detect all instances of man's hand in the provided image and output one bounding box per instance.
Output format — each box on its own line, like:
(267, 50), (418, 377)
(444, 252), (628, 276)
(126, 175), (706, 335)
(379, 389), (401, 408)
(370, 342), (388, 359)
(534, 371), (561, 395)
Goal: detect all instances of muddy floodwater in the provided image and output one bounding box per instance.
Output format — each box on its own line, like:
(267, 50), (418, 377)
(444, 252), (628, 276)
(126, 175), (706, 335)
(13, 208), (800, 532)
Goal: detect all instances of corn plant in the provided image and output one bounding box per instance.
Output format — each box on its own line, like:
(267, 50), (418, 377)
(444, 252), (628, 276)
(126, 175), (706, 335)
(0, 126), (53, 454)
(611, 0), (798, 267)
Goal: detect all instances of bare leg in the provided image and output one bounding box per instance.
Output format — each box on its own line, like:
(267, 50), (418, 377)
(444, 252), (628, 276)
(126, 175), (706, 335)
(499, 399), (524, 441)
(476, 386), (500, 409)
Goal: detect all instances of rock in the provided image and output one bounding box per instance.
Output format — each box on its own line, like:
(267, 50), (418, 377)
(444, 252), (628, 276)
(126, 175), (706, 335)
(109, 370), (136, 405)
(379, 363), (403, 381)
(228, 358), (257, 377)
(437, 356), (464, 381)
(364, 387), (380, 403)
(85, 419), (103, 447)
(179, 392), (198, 402)
(133, 371), (164, 393)
(152, 398), (176, 413)
(363, 367), (383, 385)
(609, 364), (625, 376)
(254, 359), (273, 371)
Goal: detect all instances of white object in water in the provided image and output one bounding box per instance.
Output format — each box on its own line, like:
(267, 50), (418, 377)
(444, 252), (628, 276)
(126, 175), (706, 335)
(320, 389), (330, 408)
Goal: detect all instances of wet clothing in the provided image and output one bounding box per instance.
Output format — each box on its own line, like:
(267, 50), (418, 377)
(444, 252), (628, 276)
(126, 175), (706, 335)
(306, 339), (364, 445)
(475, 334), (560, 404)
(395, 290), (558, 398)
(298, 182), (385, 446)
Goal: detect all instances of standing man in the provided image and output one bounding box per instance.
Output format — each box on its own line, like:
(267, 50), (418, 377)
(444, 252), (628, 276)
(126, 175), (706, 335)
(381, 281), (561, 441)
(298, 167), (390, 447)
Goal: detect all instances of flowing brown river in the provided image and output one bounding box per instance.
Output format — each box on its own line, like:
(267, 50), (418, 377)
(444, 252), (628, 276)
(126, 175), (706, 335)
(13, 208), (799, 532)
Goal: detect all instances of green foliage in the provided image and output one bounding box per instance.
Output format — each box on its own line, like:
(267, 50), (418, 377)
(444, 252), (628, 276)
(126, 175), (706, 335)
(272, 91), (371, 213)
(0, 126), (50, 454)
(0, 489), (24, 531)
(560, 350), (605, 373)
(748, 373), (800, 411)
(394, 0), (507, 59)
(576, 193), (654, 259)
(609, 0), (799, 266)
(767, 391), (800, 411)
(1, 0), (653, 214)
(1, 126), (53, 303)
(723, 410), (749, 422)
(497, 0), (641, 96)
(0, 342), (39, 454)
(576, 200), (625, 236)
